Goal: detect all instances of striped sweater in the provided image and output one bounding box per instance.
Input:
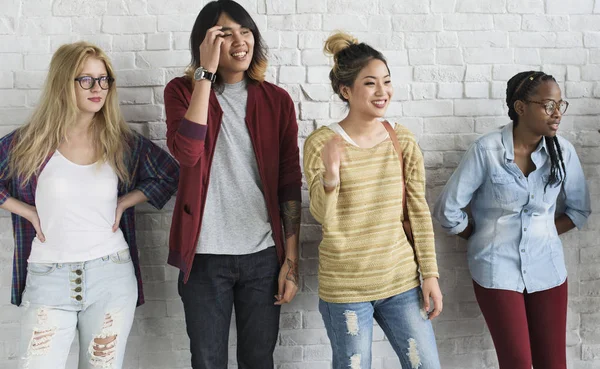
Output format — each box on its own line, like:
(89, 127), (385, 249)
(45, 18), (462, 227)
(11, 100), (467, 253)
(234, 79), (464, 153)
(303, 123), (439, 303)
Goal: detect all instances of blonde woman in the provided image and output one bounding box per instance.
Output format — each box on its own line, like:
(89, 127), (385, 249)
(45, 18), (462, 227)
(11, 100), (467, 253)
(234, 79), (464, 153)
(0, 42), (179, 369)
(303, 32), (442, 369)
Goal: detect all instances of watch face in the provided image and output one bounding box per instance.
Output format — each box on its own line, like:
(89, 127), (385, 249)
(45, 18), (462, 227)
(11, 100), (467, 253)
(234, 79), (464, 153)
(194, 67), (215, 82)
(194, 67), (206, 80)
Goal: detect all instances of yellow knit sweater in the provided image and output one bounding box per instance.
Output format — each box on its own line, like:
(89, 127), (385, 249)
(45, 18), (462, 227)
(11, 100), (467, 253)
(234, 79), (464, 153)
(303, 123), (439, 303)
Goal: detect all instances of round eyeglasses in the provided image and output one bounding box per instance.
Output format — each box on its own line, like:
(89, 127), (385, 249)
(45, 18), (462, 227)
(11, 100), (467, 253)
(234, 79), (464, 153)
(74, 76), (113, 90)
(523, 99), (569, 116)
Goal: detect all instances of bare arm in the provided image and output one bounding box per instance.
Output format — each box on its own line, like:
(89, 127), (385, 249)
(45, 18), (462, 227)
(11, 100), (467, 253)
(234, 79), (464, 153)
(457, 222), (474, 240)
(112, 190), (149, 232)
(281, 199), (301, 280)
(275, 200), (301, 305)
(555, 214), (576, 236)
(183, 79), (213, 126)
(184, 26), (224, 126)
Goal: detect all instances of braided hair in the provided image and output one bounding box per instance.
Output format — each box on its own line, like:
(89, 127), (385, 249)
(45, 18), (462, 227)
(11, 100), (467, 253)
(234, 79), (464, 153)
(505, 71), (566, 192)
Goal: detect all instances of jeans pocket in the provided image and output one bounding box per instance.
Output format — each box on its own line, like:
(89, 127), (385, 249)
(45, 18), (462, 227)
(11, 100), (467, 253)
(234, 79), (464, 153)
(491, 173), (518, 205)
(27, 262), (56, 276)
(109, 249), (132, 264)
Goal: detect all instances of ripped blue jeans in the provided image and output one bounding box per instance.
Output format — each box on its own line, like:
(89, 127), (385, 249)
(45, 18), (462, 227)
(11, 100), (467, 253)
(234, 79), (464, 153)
(319, 287), (441, 369)
(18, 249), (137, 369)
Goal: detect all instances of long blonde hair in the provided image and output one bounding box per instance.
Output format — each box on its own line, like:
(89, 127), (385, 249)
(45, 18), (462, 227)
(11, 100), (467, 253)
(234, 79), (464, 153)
(9, 42), (133, 185)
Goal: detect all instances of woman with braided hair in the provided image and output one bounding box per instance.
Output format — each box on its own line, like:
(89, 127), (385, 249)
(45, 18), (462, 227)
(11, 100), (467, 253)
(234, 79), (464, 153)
(433, 71), (591, 368)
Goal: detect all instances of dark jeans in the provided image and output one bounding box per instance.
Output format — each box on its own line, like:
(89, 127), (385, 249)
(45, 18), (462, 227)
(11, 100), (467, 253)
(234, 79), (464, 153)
(178, 246), (281, 369)
(473, 280), (568, 369)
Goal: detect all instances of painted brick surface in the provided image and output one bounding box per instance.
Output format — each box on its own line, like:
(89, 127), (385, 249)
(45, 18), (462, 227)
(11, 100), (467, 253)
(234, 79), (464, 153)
(0, 1), (599, 368)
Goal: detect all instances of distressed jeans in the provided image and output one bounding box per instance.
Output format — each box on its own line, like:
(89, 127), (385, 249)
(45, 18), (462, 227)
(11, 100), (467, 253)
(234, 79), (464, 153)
(319, 287), (441, 369)
(18, 249), (137, 369)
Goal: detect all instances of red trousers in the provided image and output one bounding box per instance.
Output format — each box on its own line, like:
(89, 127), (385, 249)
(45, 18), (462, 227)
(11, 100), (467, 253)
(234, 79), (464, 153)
(473, 280), (568, 369)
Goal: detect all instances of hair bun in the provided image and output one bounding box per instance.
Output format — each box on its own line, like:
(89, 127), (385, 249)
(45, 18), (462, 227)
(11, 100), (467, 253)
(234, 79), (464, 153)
(323, 31), (359, 58)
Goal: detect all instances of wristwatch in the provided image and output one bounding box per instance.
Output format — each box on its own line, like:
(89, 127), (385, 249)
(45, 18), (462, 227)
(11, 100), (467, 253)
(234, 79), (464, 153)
(193, 66), (216, 83)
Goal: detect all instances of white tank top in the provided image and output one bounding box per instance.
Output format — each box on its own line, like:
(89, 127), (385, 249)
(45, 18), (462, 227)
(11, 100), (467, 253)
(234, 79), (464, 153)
(28, 151), (129, 263)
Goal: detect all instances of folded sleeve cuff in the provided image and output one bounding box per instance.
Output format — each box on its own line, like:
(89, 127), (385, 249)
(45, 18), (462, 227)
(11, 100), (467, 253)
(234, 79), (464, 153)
(565, 208), (590, 230)
(447, 214), (469, 235)
(177, 118), (207, 140)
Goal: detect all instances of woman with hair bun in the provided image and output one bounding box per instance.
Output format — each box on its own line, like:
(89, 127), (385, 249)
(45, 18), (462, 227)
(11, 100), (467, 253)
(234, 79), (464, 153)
(303, 31), (443, 369)
(434, 71), (591, 369)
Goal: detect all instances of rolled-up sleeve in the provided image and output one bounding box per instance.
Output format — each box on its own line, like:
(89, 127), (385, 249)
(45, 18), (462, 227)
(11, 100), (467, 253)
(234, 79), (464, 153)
(134, 135), (180, 210)
(562, 142), (592, 229)
(433, 141), (487, 235)
(164, 79), (208, 167)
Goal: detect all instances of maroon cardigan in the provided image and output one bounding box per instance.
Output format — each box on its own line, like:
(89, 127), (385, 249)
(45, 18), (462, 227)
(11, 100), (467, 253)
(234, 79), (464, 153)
(164, 77), (302, 282)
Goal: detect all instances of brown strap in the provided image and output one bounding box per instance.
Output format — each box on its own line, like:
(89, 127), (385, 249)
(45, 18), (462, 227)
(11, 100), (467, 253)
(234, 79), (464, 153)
(382, 120), (409, 221)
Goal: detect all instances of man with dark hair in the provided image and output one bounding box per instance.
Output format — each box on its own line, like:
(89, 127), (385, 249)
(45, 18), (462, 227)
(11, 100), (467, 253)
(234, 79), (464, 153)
(163, 1), (302, 368)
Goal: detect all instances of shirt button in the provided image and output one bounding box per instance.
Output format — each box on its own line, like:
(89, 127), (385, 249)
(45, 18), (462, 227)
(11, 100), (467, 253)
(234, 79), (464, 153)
(75, 278), (82, 284)
(519, 176), (523, 179)
(75, 295), (82, 301)
(524, 209), (528, 213)
(75, 270), (82, 275)
(523, 270), (527, 274)
(531, 195), (534, 199)
(74, 287), (82, 292)
(521, 249), (525, 252)
(524, 228), (527, 232)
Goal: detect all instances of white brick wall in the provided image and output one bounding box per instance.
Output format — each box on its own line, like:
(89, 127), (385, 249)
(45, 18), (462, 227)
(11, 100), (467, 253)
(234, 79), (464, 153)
(0, 1), (599, 369)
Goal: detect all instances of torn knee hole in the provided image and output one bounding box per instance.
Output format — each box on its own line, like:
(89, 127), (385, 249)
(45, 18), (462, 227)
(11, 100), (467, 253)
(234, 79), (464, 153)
(88, 311), (119, 367)
(93, 335), (117, 354)
(349, 354), (361, 369)
(102, 313), (114, 329)
(30, 329), (56, 353)
(343, 310), (359, 336)
(32, 329), (54, 340)
(90, 334), (117, 367)
(28, 308), (57, 356)
(406, 338), (422, 369)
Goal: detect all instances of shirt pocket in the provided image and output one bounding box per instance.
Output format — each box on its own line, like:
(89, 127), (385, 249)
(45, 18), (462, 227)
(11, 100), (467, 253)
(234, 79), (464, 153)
(542, 174), (562, 205)
(490, 173), (518, 205)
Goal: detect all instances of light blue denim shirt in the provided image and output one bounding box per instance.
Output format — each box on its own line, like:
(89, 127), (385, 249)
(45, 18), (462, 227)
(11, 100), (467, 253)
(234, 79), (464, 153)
(433, 122), (591, 293)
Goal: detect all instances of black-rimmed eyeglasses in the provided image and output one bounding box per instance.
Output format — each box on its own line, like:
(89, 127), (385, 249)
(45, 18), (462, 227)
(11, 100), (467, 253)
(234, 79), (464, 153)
(74, 76), (113, 90)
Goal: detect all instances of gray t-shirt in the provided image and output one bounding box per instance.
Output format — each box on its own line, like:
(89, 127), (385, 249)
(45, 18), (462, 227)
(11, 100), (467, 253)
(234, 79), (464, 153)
(197, 79), (274, 254)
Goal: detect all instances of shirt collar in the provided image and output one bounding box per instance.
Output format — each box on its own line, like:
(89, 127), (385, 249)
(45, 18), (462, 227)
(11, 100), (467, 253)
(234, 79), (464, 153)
(501, 122), (548, 163)
(501, 122), (516, 162)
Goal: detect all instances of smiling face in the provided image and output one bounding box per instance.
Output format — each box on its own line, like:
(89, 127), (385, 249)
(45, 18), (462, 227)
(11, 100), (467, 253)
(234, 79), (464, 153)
(74, 57), (109, 117)
(515, 80), (564, 138)
(343, 58), (393, 119)
(215, 12), (255, 84)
